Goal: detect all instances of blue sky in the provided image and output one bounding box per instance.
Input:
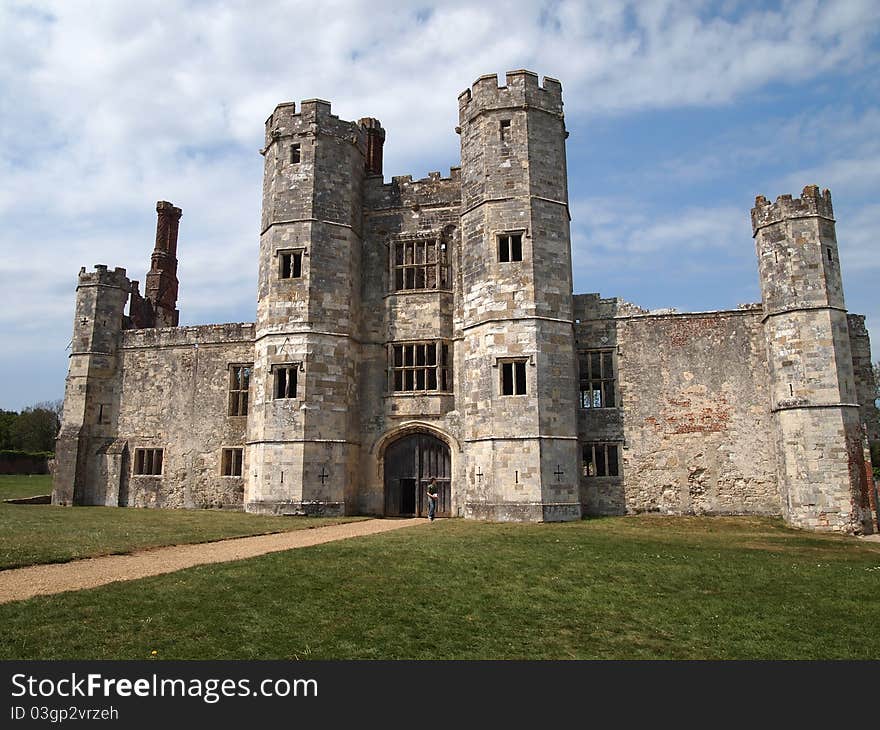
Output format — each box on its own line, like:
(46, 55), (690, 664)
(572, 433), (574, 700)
(1, 0), (878, 410)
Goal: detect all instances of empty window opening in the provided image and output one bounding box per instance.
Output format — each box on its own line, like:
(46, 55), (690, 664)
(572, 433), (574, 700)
(274, 365), (299, 399)
(501, 360), (527, 396)
(579, 349), (615, 408)
(134, 448), (163, 476)
(498, 233), (523, 263)
(279, 250), (303, 279)
(228, 364), (252, 416)
(789, 383), (794, 396)
(390, 341), (452, 392)
(583, 443), (619, 477)
(393, 239), (448, 291)
(500, 118), (511, 141)
(826, 248), (833, 262)
(221, 448), (243, 477)
(291, 144), (301, 164)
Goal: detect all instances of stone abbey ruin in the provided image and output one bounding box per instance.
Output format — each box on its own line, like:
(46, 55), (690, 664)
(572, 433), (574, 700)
(53, 70), (879, 534)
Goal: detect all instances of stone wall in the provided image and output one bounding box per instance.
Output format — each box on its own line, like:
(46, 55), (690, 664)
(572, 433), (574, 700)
(359, 170), (462, 515)
(116, 323), (254, 509)
(574, 295), (779, 516)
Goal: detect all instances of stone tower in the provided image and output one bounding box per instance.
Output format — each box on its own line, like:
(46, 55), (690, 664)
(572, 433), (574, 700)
(456, 70), (580, 521)
(752, 185), (875, 533)
(247, 99), (374, 514)
(53, 265), (130, 506)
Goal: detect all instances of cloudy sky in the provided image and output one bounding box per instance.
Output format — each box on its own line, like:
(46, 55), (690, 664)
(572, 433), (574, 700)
(1, 0), (878, 410)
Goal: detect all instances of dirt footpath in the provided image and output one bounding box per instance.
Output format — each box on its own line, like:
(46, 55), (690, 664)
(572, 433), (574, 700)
(0, 518), (425, 604)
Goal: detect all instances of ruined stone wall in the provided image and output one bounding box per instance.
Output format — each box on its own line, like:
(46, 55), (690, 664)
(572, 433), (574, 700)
(116, 323), (255, 509)
(359, 171), (461, 515)
(53, 265), (130, 506)
(849, 313), (880, 443)
(574, 295), (779, 516)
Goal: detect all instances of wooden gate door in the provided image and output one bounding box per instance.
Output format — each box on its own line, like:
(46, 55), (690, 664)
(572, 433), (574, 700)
(384, 433), (451, 517)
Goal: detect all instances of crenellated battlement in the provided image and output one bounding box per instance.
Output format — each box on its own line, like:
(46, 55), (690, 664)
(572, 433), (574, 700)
(751, 185), (835, 235)
(77, 265), (130, 289)
(263, 99), (366, 151)
(365, 167), (461, 211)
(458, 69), (563, 123)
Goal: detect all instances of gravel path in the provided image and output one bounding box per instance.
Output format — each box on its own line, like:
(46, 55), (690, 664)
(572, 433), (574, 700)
(0, 518), (426, 605)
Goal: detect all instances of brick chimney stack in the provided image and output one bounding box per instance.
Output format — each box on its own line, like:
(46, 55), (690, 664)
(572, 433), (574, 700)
(144, 200), (182, 327)
(359, 118), (385, 176)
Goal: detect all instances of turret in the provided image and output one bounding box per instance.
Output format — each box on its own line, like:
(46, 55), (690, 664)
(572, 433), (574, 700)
(455, 70), (580, 521)
(753, 186), (875, 533)
(246, 98), (367, 514)
(53, 265), (130, 506)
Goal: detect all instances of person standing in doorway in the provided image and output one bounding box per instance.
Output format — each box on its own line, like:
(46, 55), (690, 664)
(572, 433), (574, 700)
(426, 477), (439, 522)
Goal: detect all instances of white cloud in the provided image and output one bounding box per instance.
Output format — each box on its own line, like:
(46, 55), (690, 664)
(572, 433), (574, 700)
(0, 0), (879, 408)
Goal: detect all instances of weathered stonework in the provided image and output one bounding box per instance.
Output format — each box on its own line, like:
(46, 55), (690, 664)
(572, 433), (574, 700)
(53, 72), (879, 534)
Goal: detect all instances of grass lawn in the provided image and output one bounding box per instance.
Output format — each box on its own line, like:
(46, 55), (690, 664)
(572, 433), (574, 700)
(0, 474), (365, 570)
(1, 515), (878, 659)
(0, 473), (53, 500)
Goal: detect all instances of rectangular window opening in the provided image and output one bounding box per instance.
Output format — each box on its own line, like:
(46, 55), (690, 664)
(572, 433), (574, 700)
(279, 251), (303, 279)
(583, 443), (619, 477)
(579, 349), (616, 409)
(501, 359), (528, 396)
(134, 448), (164, 476)
(392, 240), (448, 292)
(222, 448), (244, 477)
(390, 341), (453, 393)
(498, 233), (523, 263)
(274, 365), (299, 399)
(291, 144), (301, 164)
(500, 119), (511, 141)
(228, 364), (252, 416)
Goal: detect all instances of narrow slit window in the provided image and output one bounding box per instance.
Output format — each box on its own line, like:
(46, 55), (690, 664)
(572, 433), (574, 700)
(291, 144), (301, 164)
(221, 448), (243, 477)
(274, 365), (299, 399)
(500, 119), (511, 141)
(501, 359), (528, 396)
(97, 404), (110, 425)
(498, 233), (523, 263)
(279, 250), (303, 279)
(826, 248), (833, 262)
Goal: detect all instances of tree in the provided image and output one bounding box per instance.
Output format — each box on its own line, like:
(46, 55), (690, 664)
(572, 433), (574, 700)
(10, 400), (62, 453)
(0, 410), (18, 450)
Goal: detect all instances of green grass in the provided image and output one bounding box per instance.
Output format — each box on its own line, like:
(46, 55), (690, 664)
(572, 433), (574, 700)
(0, 474), (365, 570)
(1, 515), (878, 659)
(0, 473), (52, 500)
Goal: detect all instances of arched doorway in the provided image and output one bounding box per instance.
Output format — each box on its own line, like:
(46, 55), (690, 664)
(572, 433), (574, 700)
(383, 433), (451, 517)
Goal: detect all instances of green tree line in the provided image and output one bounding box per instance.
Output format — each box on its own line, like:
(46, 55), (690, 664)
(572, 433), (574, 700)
(0, 400), (62, 455)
